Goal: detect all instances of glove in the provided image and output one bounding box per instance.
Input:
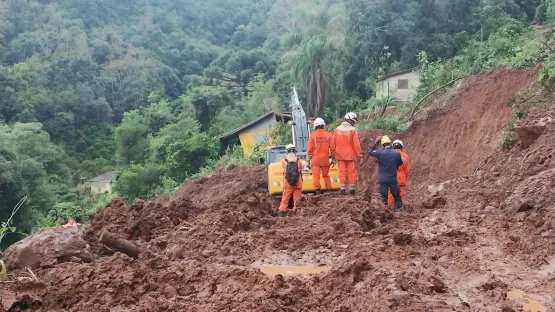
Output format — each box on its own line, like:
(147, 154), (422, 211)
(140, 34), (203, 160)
(330, 154), (337, 167)
(375, 135), (382, 145)
(306, 155), (312, 162)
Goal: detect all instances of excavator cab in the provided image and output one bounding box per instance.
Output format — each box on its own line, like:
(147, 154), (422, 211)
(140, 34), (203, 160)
(266, 88), (341, 195)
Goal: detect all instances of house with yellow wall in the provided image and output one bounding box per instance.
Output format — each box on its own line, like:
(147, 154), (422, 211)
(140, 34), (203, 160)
(219, 111), (292, 156)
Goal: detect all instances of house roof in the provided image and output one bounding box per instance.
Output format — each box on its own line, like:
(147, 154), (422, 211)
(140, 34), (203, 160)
(219, 111), (292, 142)
(376, 68), (417, 82)
(88, 171), (117, 183)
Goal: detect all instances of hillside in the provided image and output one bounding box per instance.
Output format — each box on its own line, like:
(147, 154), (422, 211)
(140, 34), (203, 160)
(1, 0), (555, 238)
(0, 67), (553, 311)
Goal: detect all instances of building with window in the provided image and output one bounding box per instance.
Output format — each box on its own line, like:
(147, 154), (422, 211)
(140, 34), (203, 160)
(88, 171), (117, 195)
(219, 111), (292, 157)
(375, 69), (420, 102)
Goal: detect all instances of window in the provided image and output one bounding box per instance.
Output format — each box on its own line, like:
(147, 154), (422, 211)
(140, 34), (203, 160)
(397, 79), (409, 89)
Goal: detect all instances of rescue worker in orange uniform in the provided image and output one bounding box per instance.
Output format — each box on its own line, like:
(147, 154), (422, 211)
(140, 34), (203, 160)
(278, 144), (303, 217)
(388, 139), (409, 208)
(307, 117), (332, 194)
(330, 112), (363, 195)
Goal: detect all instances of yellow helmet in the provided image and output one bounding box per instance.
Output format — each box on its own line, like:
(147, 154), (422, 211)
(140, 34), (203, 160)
(380, 135), (392, 145)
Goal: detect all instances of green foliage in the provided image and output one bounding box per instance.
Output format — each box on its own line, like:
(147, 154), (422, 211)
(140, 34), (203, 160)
(414, 22), (546, 108)
(535, 0), (555, 23)
(0, 196), (28, 248)
(0, 122), (73, 243)
(414, 52), (461, 102)
(151, 119), (219, 182)
(280, 1), (347, 117)
(459, 20), (531, 73)
(114, 164), (163, 202)
(500, 102), (530, 150)
(501, 116), (517, 149)
(510, 34), (546, 67)
(358, 116), (407, 132)
(540, 53), (555, 82)
(115, 110), (149, 165)
(190, 87), (235, 131)
(505, 91), (529, 119)
(269, 123), (292, 146)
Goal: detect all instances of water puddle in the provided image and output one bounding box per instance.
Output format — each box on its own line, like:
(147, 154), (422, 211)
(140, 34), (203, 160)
(254, 264), (331, 277)
(506, 289), (546, 312)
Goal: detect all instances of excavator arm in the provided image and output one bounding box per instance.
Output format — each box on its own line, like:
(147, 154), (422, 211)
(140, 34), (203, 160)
(266, 87), (340, 195)
(290, 87), (309, 154)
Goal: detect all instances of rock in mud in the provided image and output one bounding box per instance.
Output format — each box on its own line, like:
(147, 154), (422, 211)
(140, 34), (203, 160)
(3, 228), (93, 270)
(428, 276), (448, 293)
(423, 196), (447, 209)
(246, 196), (258, 205)
(0, 294), (42, 311)
(164, 285), (178, 299)
(517, 200), (535, 212)
(393, 233), (413, 246)
(358, 208), (393, 231)
(506, 168), (555, 212)
(484, 206), (496, 213)
(514, 117), (552, 148)
(427, 183), (446, 195)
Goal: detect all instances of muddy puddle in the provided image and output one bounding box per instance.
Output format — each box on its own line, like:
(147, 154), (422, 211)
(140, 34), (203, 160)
(507, 289), (546, 312)
(254, 264), (331, 277)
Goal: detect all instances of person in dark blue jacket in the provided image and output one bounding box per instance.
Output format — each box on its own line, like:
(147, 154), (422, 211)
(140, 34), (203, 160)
(368, 135), (404, 212)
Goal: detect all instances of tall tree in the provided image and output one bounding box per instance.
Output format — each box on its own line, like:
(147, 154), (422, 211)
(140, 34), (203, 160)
(280, 1), (347, 117)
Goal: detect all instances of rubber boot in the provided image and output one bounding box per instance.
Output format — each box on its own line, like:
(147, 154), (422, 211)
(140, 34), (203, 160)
(278, 211), (287, 217)
(394, 206), (403, 212)
(315, 189), (322, 195)
(340, 189), (346, 195)
(349, 190), (355, 195)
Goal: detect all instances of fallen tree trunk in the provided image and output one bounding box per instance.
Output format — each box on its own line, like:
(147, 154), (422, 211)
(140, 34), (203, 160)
(98, 228), (139, 259)
(405, 75), (467, 122)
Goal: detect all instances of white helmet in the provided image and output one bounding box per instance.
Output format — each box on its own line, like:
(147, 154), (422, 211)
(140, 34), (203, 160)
(392, 139), (403, 148)
(313, 117), (325, 129)
(344, 112), (358, 122)
(285, 144), (296, 152)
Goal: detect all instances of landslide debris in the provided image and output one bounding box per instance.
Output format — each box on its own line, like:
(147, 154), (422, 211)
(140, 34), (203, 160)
(1, 68), (553, 312)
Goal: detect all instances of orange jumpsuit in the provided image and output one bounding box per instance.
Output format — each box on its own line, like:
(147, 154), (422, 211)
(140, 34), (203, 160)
(279, 157), (303, 212)
(330, 121), (363, 190)
(307, 128), (332, 190)
(388, 149), (409, 207)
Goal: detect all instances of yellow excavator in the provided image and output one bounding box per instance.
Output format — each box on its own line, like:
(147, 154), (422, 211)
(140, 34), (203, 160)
(266, 87), (341, 195)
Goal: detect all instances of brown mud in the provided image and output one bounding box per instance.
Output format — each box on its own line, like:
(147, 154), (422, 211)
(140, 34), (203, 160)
(1, 68), (554, 312)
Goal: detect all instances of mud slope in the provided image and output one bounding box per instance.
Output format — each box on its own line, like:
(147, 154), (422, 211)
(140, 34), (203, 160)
(359, 67), (538, 195)
(0, 68), (553, 312)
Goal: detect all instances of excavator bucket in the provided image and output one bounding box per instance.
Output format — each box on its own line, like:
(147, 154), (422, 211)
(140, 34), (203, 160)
(266, 87), (341, 195)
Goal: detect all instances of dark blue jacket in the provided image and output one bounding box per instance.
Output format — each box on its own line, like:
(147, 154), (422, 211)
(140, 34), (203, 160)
(368, 144), (403, 183)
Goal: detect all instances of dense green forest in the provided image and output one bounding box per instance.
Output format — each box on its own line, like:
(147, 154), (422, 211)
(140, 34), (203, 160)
(0, 0), (554, 244)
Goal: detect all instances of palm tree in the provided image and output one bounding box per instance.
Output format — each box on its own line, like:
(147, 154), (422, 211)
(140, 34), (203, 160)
(280, 1), (347, 117)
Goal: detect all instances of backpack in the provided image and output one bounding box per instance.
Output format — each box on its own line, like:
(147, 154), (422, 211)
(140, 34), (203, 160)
(285, 159), (300, 186)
